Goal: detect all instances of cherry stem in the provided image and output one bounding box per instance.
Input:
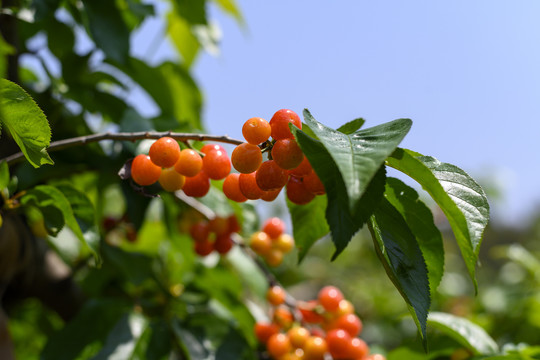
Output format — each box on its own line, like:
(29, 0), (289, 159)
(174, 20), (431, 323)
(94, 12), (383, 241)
(1, 131), (244, 165)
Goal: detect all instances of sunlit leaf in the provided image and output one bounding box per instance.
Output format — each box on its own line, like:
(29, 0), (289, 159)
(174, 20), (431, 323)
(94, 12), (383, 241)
(0, 79), (53, 168)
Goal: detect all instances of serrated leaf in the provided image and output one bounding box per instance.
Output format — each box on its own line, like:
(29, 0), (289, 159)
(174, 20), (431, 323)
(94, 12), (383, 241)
(81, 0), (130, 64)
(287, 194), (329, 262)
(302, 109), (411, 212)
(369, 197), (430, 345)
(336, 118), (365, 134)
(385, 177), (444, 294)
(92, 312), (149, 360)
(387, 148), (490, 291)
(428, 312), (499, 356)
(0, 79), (53, 168)
(56, 184), (101, 262)
(291, 110), (397, 259)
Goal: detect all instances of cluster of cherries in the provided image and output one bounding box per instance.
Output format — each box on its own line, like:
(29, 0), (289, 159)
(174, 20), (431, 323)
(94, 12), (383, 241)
(255, 285), (385, 360)
(249, 217), (295, 267)
(128, 109), (325, 205)
(225, 109), (325, 205)
(188, 214), (240, 256)
(130, 135), (231, 197)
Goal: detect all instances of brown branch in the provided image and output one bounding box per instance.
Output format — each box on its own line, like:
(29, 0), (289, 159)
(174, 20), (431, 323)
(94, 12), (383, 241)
(1, 132), (244, 166)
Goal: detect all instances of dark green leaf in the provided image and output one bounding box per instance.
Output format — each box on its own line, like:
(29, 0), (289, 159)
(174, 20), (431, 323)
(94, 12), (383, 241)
(287, 194), (329, 262)
(0, 79), (53, 168)
(369, 197), (430, 345)
(215, 327), (252, 360)
(55, 184), (101, 262)
(145, 320), (173, 360)
(302, 109), (411, 212)
(82, 0), (130, 64)
(173, 0), (208, 25)
(385, 177), (444, 294)
(103, 244), (153, 285)
(32, 0), (62, 21)
(427, 312), (499, 356)
(41, 299), (129, 360)
(92, 312), (149, 360)
(0, 33), (14, 79)
(387, 148), (490, 291)
(336, 118), (365, 134)
(172, 320), (211, 360)
(46, 18), (75, 59)
(293, 120), (387, 258)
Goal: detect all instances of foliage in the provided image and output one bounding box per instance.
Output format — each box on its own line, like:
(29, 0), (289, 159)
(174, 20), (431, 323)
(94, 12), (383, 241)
(0, 1), (535, 359)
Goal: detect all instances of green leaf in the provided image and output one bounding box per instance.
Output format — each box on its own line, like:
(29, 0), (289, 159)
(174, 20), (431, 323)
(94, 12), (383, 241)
(287, 194), (329, 262)
(21, 185), (99, 260)
(0, 161), (9, 190)
(172, 320), (211, 360)
(32, 0), (63, 21)
(293, 120), (387, 258)
(387, 148), (490, 291)
(427, 312), (499, 356)
(212, 0), (244, 24)
(55, 184), (101, 262)
(173, 0), (208, 25)
(302, 109), (411, 212)
(92, 312), (149, 360)
(369, 197), (430, 345)
(110, 58), (202, 130)
(167, 10), (200, 68)
(336, 118), (365, 134)
(41, 299), (129, 360)
(385, 177), (444, 294)
(0, 33), (14, 79)
(81, 0), (130, 64)
(144, 320), (173, 360)
(103, 244), (154, 285)
(0, 79), (53, 168)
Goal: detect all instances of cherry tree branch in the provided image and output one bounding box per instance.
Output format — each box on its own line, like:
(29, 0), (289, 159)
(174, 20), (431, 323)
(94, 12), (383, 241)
(1, 131), (244, 165)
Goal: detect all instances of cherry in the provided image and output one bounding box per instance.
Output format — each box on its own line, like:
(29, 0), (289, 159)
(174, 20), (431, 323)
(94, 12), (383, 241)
(266, 285), (287, 306)
(286, 176), (315, 205)
(189, 222), (210, 242)
(214, 233), (234, 254)
(231, 143), (263, 174)
(201, 143), (226, 154)
(249, 231), (272, 255)
(256, 160), (288, 191)
(265, 248), (284, 267)
(208, 216), (229, 236)
(223, 173), (248, 203)
(238, 172), (265, 200)
(347, 337), (369, 359)
(303, 170), (326, 195)
(261, 187), (282, 202)
(287, 326), (310, 349)
(326, 329), (352, 359)
(242, 117), (271, 145)
(271, 138), (304, 170)
(267, 333), (292, 358)
(182, 170), (210, 197)
(329, 314), (363, 337)
(303, 336), (328, 360)
(158, 167), (185, 191)
(254, 322), (280, 344)
(288, 156), (313, 177)
(174, 149), (203, 177)
(149, 137), (180, 168)
(226, 214), (241, 234)
(318, 286), (344, 312)
(202, 149), (231, 180)
(131, 154), (162, 186)
(194, 239), (214, 256)
(274, 234), (294, 253)
(262, 217), (285, 239)
(269, 109), (302, 140)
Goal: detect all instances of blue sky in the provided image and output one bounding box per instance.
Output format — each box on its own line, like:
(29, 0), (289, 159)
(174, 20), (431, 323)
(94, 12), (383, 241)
(176, 1), (540, 227)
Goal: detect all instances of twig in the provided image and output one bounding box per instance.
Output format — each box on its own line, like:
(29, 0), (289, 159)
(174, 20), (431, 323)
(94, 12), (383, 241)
(1, 131), (244, 165)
